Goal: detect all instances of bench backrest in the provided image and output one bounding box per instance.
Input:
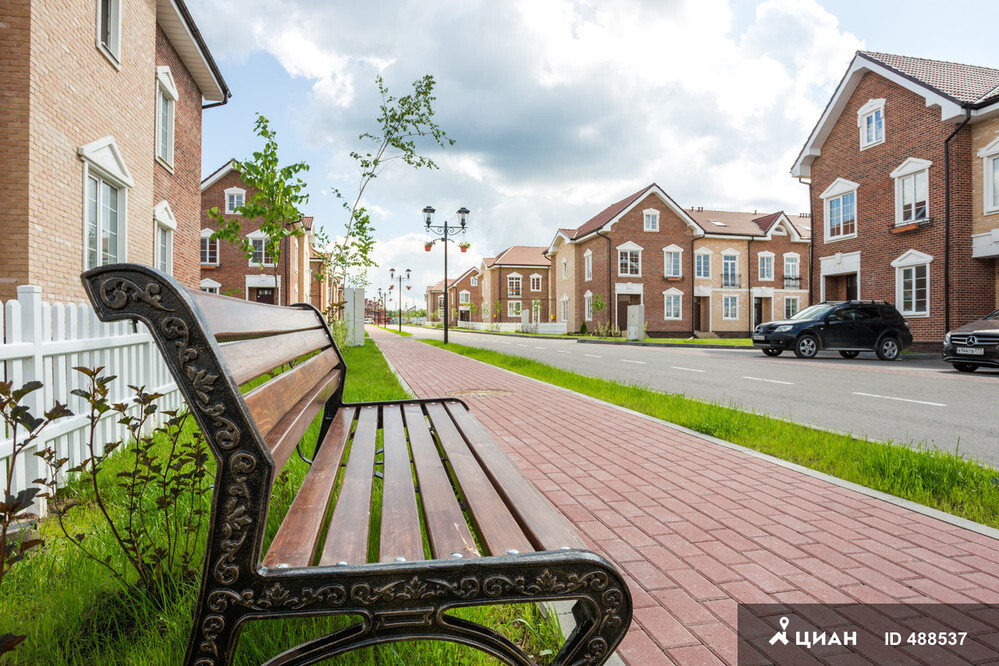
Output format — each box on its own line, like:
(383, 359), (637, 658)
(82, 264), (344, 571)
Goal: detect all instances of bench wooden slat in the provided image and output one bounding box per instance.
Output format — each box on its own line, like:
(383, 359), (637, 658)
(318, 406), (378, 566)
(221, 328), (333, 386)
(263, 407), (355, 568)
(188, 289), (323, 341)
(243, 349), (339, 439)
(444, 402), (586, 551)
(379, 406), (425, 563)
(403, 404), (480, 559)
(266, 369), (342, 472)
(424, 402), (534, 556)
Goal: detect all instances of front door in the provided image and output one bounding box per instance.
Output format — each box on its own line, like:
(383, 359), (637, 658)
(255, 288), (274, 304)
(753, 298), (764, 328)
(693, 297), (702, 331)
(845, 274), (858, 301)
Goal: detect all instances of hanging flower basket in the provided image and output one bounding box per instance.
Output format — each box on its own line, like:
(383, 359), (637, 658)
(459, 241), (471, 253)
(424, 241), (433, 252)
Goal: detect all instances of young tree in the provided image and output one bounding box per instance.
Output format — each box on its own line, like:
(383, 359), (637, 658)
(207, 115), (310, 278)
(329, 74), (455, 287)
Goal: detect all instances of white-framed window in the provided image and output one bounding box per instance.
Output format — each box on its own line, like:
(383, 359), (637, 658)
(643, 208), (660, 232)
(507, 274), (522, 297)
(891, 158), (931, 226)
(201, 229), (219, 265)
(663, 244), (683, 278)
(857, 99), (885, 150)
(584, 250), (593, 281)
(783, 253), (801, 289)
(153, 201), (175, 275)
(584, 291), (593, 321)
(721, 252), (739, 288)
(758, 252), (774, 281)
(820, 178), (859, 241)
(560, 295), (568, 322)
(225, 187), (246, 214)
(530, 274), (542, 292)
(96, 0), (121, 65)
(200, 278), (220, 294)
(617, 242), (642, 277)
(79, 137), (133, 270)
(784, 296), (799, 319)
(722, 295), (739, 320)
(663, 288), (682, 320)
(979, 137), (999, 215)
(891, 250), (932, 317)
(562, 258), (567, 279)
(508, 301), (522, 317)
(695, 249), (711, 279)
(155, 67), (178, 169)
(459, 290), (470, 304)
(247, 231), (275, 267)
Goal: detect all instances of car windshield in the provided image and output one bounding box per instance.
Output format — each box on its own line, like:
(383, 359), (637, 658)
(790, 303), (837, 321)
(982, 309), (999, 321)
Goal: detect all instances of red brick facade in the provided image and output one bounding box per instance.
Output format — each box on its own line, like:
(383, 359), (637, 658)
(805, 71), (995, 343)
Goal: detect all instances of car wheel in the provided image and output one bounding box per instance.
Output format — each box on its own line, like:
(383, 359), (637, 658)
(838, 350), (860, 359)
(876, 336), (900, 361)
(762, 348), (783, 357)
(794, 334), (818, 359)
(953, 363), (978, 373)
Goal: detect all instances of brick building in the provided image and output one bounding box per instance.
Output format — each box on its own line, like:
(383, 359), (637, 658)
(546, 184), (810, 336)
(0, 0), (229, 302)
(445, 267), (482, 326)
(792, 51), (999, 343)
(474, 247), (552, 324)
(200, 161), (316, 306)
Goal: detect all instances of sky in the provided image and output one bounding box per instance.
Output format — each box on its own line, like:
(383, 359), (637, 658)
(188, 0), (999, 309)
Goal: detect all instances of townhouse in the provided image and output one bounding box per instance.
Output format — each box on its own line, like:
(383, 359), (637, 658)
(445, 267), (482, 327)
(792, 51), (999, 343)
(0, 0), (230, 302)
(475, 247), (552, 324)
(200, 161), (316, 306)
(547, 184), (810, 336)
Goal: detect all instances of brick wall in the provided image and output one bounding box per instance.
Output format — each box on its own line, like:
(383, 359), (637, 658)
(808, 71), (995, 341)
(154, 24), (202, 289)
(0, 0), (32, 301)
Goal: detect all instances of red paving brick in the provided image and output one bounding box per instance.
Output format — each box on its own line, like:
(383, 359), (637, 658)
(371, 330), (999, 664)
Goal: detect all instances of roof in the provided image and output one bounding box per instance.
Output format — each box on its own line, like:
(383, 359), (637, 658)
(157, 0), (230, 103)
(686, 209), (811, 239)
(446, 267), (478, 287)
(571, 188), (650, 239)
(490, 246), (551, 267)
(201, 160), (236, 190)
(792, 51), (999, 178)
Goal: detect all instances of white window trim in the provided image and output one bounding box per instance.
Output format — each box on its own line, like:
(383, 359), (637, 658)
(96, 0), (122, 68)
(979, 137), (999, 215)
(529, 273), (542, 292)
(820, 177), (859, 242)
(857, 98), (886, 150)
(584, 290), (593, 321)
(200, 278), (221, 294)
(507, 300), (522, 317)
(722, 294), (739, 321)
(663, 287), (683, 320)
(155, 66), (178, 170)
(79, 136), (132, 270)
(584, 249), (593, 281)
(560, 294), (569, 322)
(470, 275), (478, 287)
(694, 248), (712, 279)
(247, 230), (276, 268)
(153, 200), (175, 275)
(459, 290), (470, 304)
(225, 187), (246, 214)
(200, 228), (220, 266)
(891, 249), (933, 318)
(507, 272), (522, 297)
(784, 296), (800, 319)
(662, 244), (683, 278)
(890, 158), (932, 226)
(758, 251), (774, 282)
(561, 258), (567, 279)
(616, 241), (643, 278)
(643, 208), (660, 232)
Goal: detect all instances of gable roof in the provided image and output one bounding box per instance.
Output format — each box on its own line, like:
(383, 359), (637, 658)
(446, 267), (478, 287)
(567, 183), (703, 240)
(792, 51), (999, 178)
(201, 159), (236, 190)
(157, 0), (230, 103)
(490, 246), (550, 267)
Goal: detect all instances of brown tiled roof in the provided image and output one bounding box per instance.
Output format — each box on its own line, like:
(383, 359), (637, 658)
(752, 212), (781, 233)
(860, 51), (999, 106)
(491, 246), (550, 267)
(687, 209), (771, 237)
(482, 257), (495, 268)
(570, 186), (651, 239)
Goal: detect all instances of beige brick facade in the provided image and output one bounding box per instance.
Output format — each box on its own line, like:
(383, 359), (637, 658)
(0, 0), (227, 303)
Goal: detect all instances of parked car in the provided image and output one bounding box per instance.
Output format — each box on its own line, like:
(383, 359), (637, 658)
(941, 309), (999, 372)
(753, 301), (912, 361)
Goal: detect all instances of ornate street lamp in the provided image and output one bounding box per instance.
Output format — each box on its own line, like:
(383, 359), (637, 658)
(389, 267), (411, 332)
(423, 206), (469, 344)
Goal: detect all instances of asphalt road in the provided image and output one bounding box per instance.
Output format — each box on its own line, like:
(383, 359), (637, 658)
(400, 326), (999, 468)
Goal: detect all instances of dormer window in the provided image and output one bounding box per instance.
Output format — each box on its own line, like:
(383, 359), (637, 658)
(858, 99), (885, 150)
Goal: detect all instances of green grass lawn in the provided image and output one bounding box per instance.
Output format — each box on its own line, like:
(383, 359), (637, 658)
(2, 339), (559, 665)
(424, 340), (999, 530)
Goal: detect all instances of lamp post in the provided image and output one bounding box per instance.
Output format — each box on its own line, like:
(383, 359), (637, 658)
(377, 288), (384, 326)
(423, 205), (469, 344)
(389, 268), (411, 332)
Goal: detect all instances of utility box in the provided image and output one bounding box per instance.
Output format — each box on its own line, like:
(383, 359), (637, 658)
(627, 304), (645, 341)
(344, 287), (365, 346)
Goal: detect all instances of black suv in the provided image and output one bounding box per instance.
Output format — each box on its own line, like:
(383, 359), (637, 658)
(753, 301), (912, 360)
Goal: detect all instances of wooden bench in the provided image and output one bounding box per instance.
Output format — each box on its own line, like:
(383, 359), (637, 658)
(82, 264), (632, 666)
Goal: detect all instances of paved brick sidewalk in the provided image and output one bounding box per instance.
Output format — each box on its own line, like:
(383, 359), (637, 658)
(370, 329), (999, 664)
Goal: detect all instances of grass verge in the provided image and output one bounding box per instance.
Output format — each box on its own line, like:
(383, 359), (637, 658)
(424, 340), (999, 530)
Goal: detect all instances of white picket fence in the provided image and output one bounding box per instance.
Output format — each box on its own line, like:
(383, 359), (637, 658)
(456, 320), (569, 335)
(0, 286), (181, 503)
